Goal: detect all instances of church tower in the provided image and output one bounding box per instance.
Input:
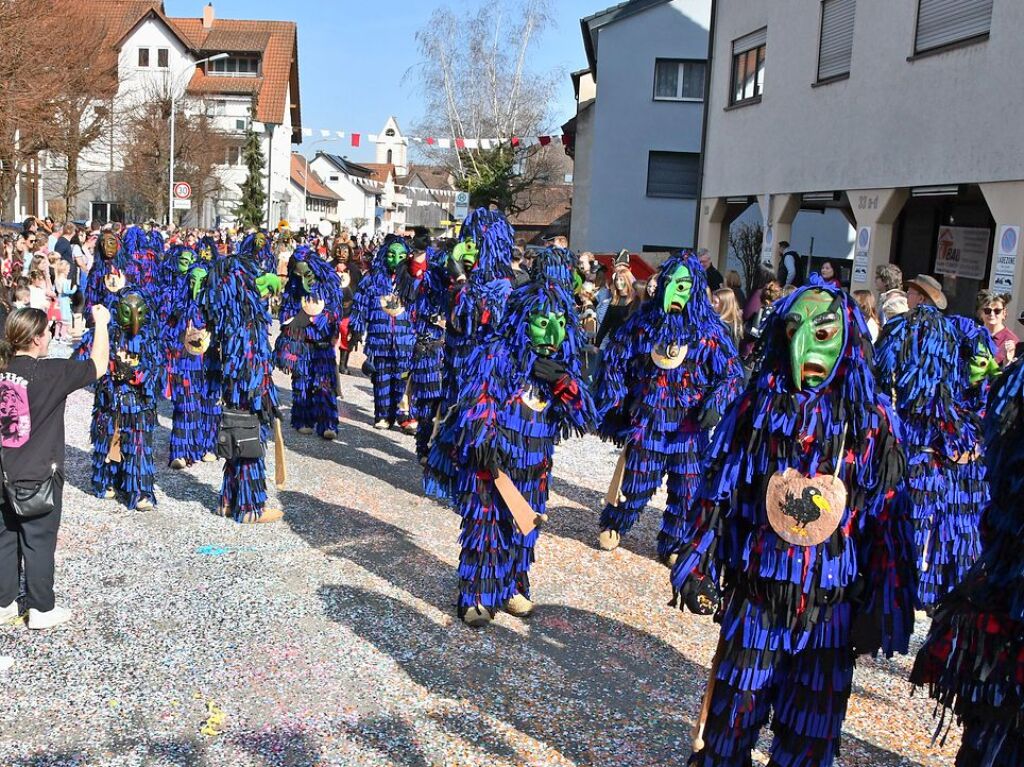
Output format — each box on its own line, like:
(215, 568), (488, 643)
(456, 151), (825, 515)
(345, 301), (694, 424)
(375, 116), (408, 176)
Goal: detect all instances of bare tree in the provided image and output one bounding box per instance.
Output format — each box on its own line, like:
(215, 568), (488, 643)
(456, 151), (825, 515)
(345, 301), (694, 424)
(411, 0), (562, 213)
(729, 221), (765, 297)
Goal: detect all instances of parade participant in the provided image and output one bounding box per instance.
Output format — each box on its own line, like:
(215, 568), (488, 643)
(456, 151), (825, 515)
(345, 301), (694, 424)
(595, 251), (743, 562)
(273, 245), (344, 440)
(83, 229), (127, 316)
(349, 235), (419, 431)
(336, 260), (356, 376)
(200, 246), (282, 524)
(911, 356), (1024, 767)
(408, 235), (449, 460)
(82, 288), (162, 511)
(164, 259), (219, 469)
(441, 207), (515, 407)
(426, 280), (595, 627)
(124, 222), (164, 288)
(875, 275), (990, 608)
(673, 277), (916, 767)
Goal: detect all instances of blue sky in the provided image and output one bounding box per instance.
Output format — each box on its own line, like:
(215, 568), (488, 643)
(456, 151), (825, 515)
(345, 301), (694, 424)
(165, 0), (600, 163)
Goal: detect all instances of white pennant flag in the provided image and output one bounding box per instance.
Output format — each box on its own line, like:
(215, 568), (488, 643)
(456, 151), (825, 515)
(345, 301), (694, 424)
(464, 138), (479, 149)
(302, 127), (313, 137)
(320, 129), (331, 138)
(368, 134), (378, 142)
(480, 139), (492, 150)
(335, 131), (345, 138)
(438, 138), (451, 148)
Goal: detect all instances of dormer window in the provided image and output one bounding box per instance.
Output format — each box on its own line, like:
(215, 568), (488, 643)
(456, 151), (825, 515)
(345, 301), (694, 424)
(207, 54), (260, 77)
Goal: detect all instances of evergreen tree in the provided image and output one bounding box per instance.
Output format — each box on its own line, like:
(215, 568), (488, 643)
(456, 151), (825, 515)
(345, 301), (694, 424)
(235, 102), (266, 229)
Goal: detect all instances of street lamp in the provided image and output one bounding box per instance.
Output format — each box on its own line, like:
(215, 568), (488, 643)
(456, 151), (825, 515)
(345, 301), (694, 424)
(168, 53), (228, 226)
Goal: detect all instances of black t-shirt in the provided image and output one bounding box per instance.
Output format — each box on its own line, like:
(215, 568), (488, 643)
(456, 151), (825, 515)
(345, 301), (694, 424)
(706, 266), (724, 291)
(0, 356), (95, 482)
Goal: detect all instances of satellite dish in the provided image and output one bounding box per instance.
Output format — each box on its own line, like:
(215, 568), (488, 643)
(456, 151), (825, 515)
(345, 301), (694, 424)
(317, 220), (333, 237)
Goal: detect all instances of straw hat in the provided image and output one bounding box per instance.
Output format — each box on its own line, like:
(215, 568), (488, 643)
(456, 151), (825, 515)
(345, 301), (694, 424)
(907, 274), (947, 311)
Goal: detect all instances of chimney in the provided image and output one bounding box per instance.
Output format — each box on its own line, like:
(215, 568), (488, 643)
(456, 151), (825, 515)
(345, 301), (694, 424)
(202, 3), (215, 29)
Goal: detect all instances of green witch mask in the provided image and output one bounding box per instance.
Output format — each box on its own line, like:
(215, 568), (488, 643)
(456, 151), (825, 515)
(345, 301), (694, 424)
(292, 260), (317, 293)
(453, 239), (478, 269)
(527, 311), (567, 357)
(386, 242), (408, 272)
(116, 293), (149, 337)
(785, 290), (845, 391)
(177, 248), (197, 275)
(189, 266), (208, 302)
(661, 264), (693, 314)
(969, 341), (1000, 386)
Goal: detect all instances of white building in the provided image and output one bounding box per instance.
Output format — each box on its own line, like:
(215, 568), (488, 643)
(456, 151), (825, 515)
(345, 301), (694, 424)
(699, 0), (1024, 323)
(287, 154), (340, 231)
(45, 1), (301, 228)
(568, 0), (712, 253)
(309, 152), (381, 236)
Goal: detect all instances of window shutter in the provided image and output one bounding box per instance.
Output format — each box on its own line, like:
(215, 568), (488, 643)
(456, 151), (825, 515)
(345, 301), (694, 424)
(915, 0), (993, 53)
(818, 0), (856, 80)
(733, 27), (767, 55)
(647, 152), (700, 198)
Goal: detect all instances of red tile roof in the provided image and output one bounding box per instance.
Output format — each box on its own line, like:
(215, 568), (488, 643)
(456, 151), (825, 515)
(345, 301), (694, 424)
(75, 2), (301, 140)
(291, 155), (340, 201)
(361, 163), (396, 185)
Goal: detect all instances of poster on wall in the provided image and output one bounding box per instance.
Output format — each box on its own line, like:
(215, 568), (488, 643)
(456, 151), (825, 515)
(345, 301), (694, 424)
(934, 226), (991, 280)
(990, 225), (1020, 294)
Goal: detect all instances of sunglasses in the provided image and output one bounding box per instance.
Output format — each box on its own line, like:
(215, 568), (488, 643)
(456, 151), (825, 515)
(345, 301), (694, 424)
(983, 306), (1004, 316)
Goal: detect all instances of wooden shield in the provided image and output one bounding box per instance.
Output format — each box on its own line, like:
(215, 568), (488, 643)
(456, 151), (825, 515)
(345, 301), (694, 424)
(650, 343), (687, 370)
(380, 294), (405, 317)
(766, 468), (846, 546)
(520, 384), (549, 413)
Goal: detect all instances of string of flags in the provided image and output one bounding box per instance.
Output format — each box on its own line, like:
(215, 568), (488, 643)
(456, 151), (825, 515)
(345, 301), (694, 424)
(299, 128), (570, 149)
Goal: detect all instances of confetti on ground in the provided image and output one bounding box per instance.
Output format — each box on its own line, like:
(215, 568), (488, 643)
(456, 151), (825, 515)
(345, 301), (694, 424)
(0, 360), (960, 766)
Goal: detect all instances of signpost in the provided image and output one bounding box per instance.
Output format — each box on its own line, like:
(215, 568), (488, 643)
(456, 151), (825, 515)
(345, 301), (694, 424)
(172, 181), (192, 211)
(852, 226), (871, 284)
(991, 225), (1020, 293)
(454, 191), (470, 221)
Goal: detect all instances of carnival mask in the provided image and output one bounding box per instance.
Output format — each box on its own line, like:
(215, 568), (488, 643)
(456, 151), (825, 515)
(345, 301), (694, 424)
(254, 232), (267, 251)
(256, 272), (282, 299)
(527, 311), (567, 357)
(785, 290), (845, 391)
(386, 242), (408, 273)
(453, 239), (478, 269)
(198, 244), (214, 261)
(100, 232), (119, 260)
(969, 341), (999, 386)
(177, 248), (197, 275)
(184, 321), (210, 356)
(292, 260), (317, 293)
(104, 268), (126, 294)
(661, 265), (693, 314)
(189, 266), (208, 302)
(115, 292), (149, 337)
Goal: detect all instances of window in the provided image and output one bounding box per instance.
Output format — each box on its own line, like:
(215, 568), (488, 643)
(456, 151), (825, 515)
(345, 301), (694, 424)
(235, 118), (248, 132)
(818, 0), (855, 81)
(646, 152), (699, 198)
(157, 48), (169, 68)
(386, 149), (393, 164)
(222, 146), (244, 166)
(731, 28), (766, 105)
(329, 175), (339, 182)
(208, 55), (260, 76)
(138, 48), (150, 67)
(206, 100), (227, 117)
(915, 0), (992, 54)
(653, 60), (706, 101)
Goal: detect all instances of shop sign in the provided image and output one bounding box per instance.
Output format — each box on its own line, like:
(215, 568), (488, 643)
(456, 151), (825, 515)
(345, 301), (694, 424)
(934, 226), (990, 281)
(991, 225), (1020, 293)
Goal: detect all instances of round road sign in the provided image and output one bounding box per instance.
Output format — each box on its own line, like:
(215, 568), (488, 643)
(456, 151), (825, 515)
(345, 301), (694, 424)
(173, 181), (192, 200)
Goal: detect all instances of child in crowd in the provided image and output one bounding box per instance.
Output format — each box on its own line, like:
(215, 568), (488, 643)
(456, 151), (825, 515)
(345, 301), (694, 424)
(53, 259), (75, 343)
(28, 270), (48, 311)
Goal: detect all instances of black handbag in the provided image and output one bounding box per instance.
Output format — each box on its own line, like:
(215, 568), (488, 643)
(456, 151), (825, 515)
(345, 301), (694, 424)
(216, 408), (264, 461)
(2, 463), (62, 519)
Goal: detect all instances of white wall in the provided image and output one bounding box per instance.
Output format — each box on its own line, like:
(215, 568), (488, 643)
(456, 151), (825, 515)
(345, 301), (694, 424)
(703, 0), (1024, 198)
(310, 156), (378, 234)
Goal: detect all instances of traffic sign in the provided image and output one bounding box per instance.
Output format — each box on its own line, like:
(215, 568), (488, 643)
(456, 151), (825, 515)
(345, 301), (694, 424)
(173, 181), (192, 200)
(172, 198), (192, 210)
(454, 191), (470, 220)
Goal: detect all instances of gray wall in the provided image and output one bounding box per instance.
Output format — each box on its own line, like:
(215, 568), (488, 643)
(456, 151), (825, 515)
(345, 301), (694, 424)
(704, 0), (1024, 198)
(582, 0), (711, 252)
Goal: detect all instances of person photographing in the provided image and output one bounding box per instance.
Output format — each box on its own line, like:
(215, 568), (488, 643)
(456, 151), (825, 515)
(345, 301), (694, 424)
(0, 304), (110, 631)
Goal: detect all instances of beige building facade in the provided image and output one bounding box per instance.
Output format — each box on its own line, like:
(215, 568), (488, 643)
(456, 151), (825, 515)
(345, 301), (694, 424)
(699, 0), (1024, 326)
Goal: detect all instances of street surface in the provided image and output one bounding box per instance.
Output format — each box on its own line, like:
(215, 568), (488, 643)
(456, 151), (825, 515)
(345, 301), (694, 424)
(0, 360), (958, 766)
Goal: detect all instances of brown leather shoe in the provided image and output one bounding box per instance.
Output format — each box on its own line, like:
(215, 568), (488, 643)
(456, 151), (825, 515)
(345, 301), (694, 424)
(241, 507), (284, 524)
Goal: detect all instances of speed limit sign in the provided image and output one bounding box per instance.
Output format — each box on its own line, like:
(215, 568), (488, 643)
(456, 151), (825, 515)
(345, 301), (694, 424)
(173, 181), (192, 200)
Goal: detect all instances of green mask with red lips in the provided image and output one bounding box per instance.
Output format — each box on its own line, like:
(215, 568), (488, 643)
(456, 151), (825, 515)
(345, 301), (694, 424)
(785, 290), (845, 390)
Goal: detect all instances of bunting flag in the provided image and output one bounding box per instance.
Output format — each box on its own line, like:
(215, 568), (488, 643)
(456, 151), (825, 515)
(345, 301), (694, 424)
(294, 126), (569, 149)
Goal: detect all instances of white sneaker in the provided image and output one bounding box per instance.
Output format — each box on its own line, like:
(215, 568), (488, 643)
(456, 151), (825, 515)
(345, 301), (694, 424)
(0, 601), (18, 622)
(28, 605), (72, 630)
(374, 420), (388, 430)
(0, 656), (12, 672)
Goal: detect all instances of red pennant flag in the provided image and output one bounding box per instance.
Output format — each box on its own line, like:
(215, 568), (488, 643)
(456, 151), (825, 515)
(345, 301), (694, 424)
(455, 137), (465, 150)
(511, 137), (520, 147)
(351, 133), (361, 147)
(538, 135), (551, 146)
(425, 137), (435, 145)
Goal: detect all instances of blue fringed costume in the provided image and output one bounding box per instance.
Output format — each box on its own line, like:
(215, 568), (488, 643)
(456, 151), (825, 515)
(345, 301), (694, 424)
(163, 254), (221, 467)
(409, 244), (450, 458)
(875, 305), (990, 607)
(201, 250), (281, 523)
(80, 289), (162, 510)
(672, 280), (916, 767)
(348, 236), (419, 429)
(273, 245), (344, 438)
(426, 280), (596, 625)
(594, 252), (743, 560)
(911, 357), (1024, 767)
